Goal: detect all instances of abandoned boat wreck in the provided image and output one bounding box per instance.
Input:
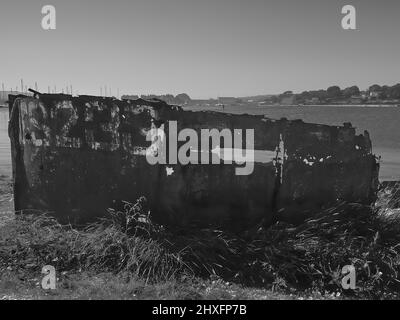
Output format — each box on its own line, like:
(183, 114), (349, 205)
(8, 93), (379, 231)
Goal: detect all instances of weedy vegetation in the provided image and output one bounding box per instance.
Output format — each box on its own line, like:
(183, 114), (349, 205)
(1, 184), (400, 299)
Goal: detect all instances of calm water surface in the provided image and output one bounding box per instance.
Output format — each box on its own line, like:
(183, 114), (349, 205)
(0, 106), (398, 181)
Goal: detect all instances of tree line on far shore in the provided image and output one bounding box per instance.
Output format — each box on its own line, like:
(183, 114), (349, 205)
(273, 83), (400, 104)
(121, 93), (192, 105)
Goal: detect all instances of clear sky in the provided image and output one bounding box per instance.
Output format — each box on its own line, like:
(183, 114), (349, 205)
(0, 0), (399, 98)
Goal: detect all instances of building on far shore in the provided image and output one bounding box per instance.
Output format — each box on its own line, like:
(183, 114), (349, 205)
(350, 96), (364, 104)
(369, 91), (380, 99)
(305, 97), (320, 104)
(280, 95), (297, 105)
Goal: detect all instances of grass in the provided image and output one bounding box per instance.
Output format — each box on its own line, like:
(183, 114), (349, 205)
(1, 185), (400, 300)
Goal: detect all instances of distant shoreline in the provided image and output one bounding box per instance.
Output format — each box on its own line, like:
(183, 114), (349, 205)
(187, 103), (400, 109)
(273, 104), (400, 108)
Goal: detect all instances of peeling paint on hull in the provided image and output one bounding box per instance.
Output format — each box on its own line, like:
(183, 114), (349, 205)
(8, 94), (379, 230)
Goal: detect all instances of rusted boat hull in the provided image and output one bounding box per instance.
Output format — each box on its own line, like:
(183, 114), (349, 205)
(8, 94), (379, 230)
